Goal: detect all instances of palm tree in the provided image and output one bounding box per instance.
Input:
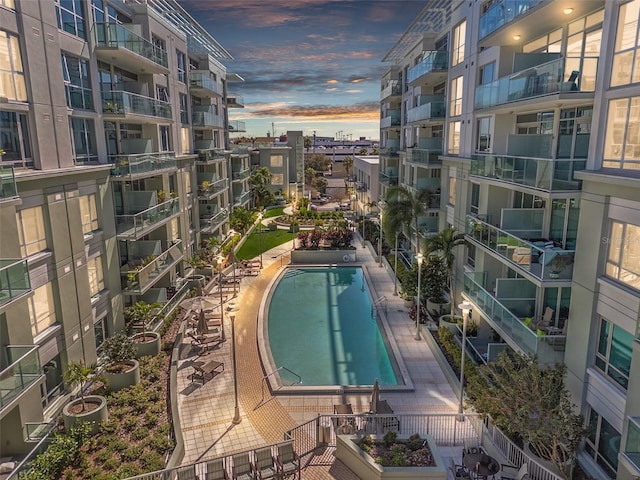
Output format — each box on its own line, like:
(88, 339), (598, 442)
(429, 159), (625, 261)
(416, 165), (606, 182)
(249, 166), (273, 207)
(384, 185), (433, 254)
(425, 226), (466, 319)
(304, 137), (312, 152)
(359, 147), (368, 155)
(63, 361), (99, 412)
(343, 156), (354, 177)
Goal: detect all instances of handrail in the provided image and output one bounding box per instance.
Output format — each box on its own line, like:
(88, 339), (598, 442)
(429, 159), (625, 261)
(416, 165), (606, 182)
(259, 366), (302, 408)
(372, 296), (388, 316)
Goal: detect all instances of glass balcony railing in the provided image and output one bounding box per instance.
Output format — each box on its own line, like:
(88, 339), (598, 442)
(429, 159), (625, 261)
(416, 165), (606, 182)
(231, 146), (251, 155)
(463, 272), (566, 362)
(406, 101), (445, 123)
(101, 90), (172, 119)
(479, 0), (545, 39)
(1, 166), (18, 200)
(379, 171), (398, 186)
(0, 345), (42, 411)
(466, 215), (575, 282)
(232, 168), (250, 181)
(0, 259), (31, 307)
(233, 191), (251, 206)
(623, 417), (640, 471)
(192, 111), (224, 128)
(470, 154), (586, 191)
(475, 57), (598, 109)
(416, 216), (440, 237)
(380, 146), (400, 157)
(121, 240), (183, 294)
(94, 23), (168, 69)
(227, 93), (244, 107)
(115, 199), (180, 238)
(228, 120), (246, 132)
(197, 148), (227, 163)
(110, 152), (177, 178)
(189, 72), (222, 96)
(381, 82), (402, 100)
(381, 110), (401, 128)
(200, 208), (229, 233)
(197, 174), (228, 197)
(406, 148), (442, 166)
(407, 51), (448, 83)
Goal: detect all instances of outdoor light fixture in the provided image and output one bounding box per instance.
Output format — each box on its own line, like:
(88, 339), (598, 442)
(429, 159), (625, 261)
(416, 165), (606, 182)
(513, 35), (521, 40)
(563, 7), (573, 14)
(458, 301), (472, 414)
(415, 252), (424, 340)
(228, 303), (241, 425)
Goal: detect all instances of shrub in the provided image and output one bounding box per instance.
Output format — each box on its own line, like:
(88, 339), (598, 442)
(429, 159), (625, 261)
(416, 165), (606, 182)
(149, 433), (174, 453)
(142, 451), (166, 471)
(132, 426), (149, 441)
(103, 458), (120, 471)
(383, 430), (397, 447)
(121, 445), (143, 462)
(406, 434), (423, 451)
(117, 464), (143, 478)
(101, 334), (135, 371)
(358, 434), (373, 453)
(122, 416), (138, 431)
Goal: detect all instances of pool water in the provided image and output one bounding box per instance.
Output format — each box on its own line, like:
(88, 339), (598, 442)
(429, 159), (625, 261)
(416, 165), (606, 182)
(267, 267), (398, 386)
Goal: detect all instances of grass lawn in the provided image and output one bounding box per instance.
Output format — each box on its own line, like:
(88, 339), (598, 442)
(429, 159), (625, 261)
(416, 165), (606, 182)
(236, 228), (296, 260)
(263, 206), (285, 218)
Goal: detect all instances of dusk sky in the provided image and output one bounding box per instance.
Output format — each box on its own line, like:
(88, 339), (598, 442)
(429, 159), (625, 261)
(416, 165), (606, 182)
(180, 0), (425, 141)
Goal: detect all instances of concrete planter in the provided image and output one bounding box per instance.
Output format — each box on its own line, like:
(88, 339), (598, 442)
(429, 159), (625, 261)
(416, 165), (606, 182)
(132, 332), (161, 358)
(439, 314), (463, 334)
(427, 299), (450, 318)
(62, 395), (108, 435)
(104, 359), (140, 392)
(291, 249), (356, 264)
(336, 434), (446, 480)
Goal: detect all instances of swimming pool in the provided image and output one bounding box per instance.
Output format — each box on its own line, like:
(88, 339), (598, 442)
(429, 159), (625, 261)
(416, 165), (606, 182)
(262, 266), (402, 388)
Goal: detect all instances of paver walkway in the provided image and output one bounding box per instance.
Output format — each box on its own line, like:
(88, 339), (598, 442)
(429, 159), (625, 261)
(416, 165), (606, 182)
(176, 230), (458, 478)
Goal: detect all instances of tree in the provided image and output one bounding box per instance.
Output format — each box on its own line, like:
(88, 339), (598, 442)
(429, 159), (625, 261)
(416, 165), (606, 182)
(425, 226), (466, 319)
(304, 136), (312, 152)
(230, 207), (255, 234)
(359, 147), (368, 155)
(305, 153), (330, 172)
(467, 352), (587, 480)
(124, 301), (162, 334)
(305, 167), (316, 187)
(384, 186), (433, 254)
(313, 176), (328, 194)
(343, 156), (354, 177)
(249, 166), (274, 207)
(63, 361), (99, 412)
(372, 145), (379, 155)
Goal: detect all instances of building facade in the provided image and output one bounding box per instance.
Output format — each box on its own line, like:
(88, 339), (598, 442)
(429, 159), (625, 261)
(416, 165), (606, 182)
(381, 1), (640, 479)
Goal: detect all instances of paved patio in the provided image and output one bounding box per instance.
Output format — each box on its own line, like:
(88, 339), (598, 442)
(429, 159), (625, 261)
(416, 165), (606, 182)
(175, 230), (458, 478)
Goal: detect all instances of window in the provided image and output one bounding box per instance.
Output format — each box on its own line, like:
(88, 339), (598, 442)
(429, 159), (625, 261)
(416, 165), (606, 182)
(87, 256), (105, 297)
(448, 174), (457, 206)
(1, 0), (15, 10)
(91, 0), (130, 23)
(516, 111), (554, 134)
(17, 206), (47, 257)
(152, 35), (165, 52)
(523, 28), (562, 53)
(80, 194), (99, 234)
(452, 21), (466, 66)
(611, 0), (640, 87)
(94, 317), (107, 349)
(180, 127), (189, 154)
(61, 53), (93, 110)
(0, 110), (32, 167)
(271, 173), (284, 185)
(179, 93), (188, 124)
(270, 155), (284, 167)
(476, 117), (492, 152)
(479, 62), (495, 86)
(585, 407), (621, 478)
(450, 76), (463, 116)
(557, 107), (592, 158)
(595, 318), (633, 390)
(448, 121), (461, 155)
(603, 96), (640, 169)
(176, 50), (186, 83)
(606, 220), (640, 290)
(160, 125), (170, 151)
(54, 0), (86, 39)
(0, 30), (27, 101)
(470, 183), (480, 215)
(28, 283), (57, 337)
(70, 118), (97, 163)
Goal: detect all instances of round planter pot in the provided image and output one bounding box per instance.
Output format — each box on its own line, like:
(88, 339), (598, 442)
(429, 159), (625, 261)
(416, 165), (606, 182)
(427, 299), (450, 318)
(104, 359), (140, 392)
(131, 332), (161, 358)
(62, 395), (108, 435)
(439, 314), (463, 334)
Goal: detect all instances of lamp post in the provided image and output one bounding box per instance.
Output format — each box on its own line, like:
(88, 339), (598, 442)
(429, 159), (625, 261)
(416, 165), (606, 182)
(458, 301), (472, 414)
(393, 232), (399, 296)
(258, 211), (264, 269)
(415, 253), (424, 340)
(217, 257), (226, 341)
(228, 303), (241, 425)
(378, 201), (386, 267)
(351, 194), (357, 233)
(361, 203), (366, 249)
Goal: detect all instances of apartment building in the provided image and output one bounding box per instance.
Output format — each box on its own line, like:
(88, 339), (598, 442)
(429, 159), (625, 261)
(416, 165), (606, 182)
(381, 1), (640, 479)
(0, 0), (244, 458)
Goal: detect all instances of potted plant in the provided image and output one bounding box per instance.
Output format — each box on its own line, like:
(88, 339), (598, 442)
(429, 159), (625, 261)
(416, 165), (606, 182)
(124, 301), (162, 358)
(424, 255), (450, 319)
(61, 361), (108, 435)
(156, 189), (167, 203)
(101, 333), (140, 391)
(200, 180), (211, 193)
(289, 219), (300, 233)
(548, 254), (572, 279)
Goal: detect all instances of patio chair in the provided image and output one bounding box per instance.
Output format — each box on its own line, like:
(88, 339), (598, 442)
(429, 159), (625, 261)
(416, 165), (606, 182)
(449, 458), (471, 480)
(333, 403), (357, 434)
(533, 307), (554, 331)
(231, 452), (255, 480)
(500, 463), (528, 480)
(205, 458), (229, 480)
(463, 438), (484, 457)
(275, 442), (300, 479)
(253, 446), (278, 479)
(176, 465), (198, 480)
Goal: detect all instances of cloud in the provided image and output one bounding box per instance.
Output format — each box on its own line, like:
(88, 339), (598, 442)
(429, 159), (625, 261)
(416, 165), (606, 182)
(345, 89), (362, 93)
(327, 79), (339, 84)
(245, 102), (380, 121)
(350, 77), (366, 83)
(326, 87), (338, 91)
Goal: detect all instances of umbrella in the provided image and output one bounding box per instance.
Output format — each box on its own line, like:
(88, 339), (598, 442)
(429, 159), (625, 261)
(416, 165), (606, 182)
(371, 378), (380, 413)
(180, 295), (221, 315)
(196, 310), (209, 335)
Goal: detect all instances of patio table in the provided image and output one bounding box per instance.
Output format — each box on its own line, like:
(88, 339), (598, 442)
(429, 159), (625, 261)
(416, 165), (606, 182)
(463, 453), (500, 480)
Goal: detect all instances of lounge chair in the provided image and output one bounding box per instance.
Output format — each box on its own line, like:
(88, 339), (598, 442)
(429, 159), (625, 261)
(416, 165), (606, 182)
(253, 446), (277, 479)
(206, 458), (229, 480)
(370, 399), (400, 432)
(333, 403), (357, 434)
(533, 307), (554, 331)
(275, 442), (300, 479)
(501, 463), (528, 480)
(188, 331), (222, 355)
(192, 360), (224, 383)
(231, 452), (255, 480)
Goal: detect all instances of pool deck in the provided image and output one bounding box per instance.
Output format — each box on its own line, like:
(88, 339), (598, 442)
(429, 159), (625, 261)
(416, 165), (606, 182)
(176, 232), (458, 478)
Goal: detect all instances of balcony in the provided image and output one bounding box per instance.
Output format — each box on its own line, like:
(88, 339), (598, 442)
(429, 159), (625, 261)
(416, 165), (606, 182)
(200, 208), (229, 234)
(416, 216), (439, 237)
(379, 170), (398, 186)
(479, 0), (545, 40)
(231, 146), (251, 155)
(407, 178), (441, 197)
(93, 23), (168, 74)
(233, 191), (251, 206)
(623, 417), (640, 473)
(192, 110), (224, 128)
(102, 90), (172, 120)
(1, 166), (18, 201)
(197, 148), (227, 164)
(189, 71), (222, 97)
(228, 120), (246, 132)
(466, 215), (575, 283)
(110, 152), (177, 180)
(406, 100), (445, 124)
(232, 168), (251, 181)
(197, 175), (228, 199)
(406, 148), (442, 167)
(470, 154), (586, 191)
(381, 110), (401, 129)
(475, 57), (598, 110)
(463, 272), (565, 363)
(380, 145), (400, 157)
(0, 259), (31, 309)
(407, 51), (448, 84)
(355, 182), (367, 192)
(227, 93), (244, 108)
(0, 345), (42, 413)
(121, 240), (183, 295)
(115, 199), (180, 239)
(381, 82), (402, 100)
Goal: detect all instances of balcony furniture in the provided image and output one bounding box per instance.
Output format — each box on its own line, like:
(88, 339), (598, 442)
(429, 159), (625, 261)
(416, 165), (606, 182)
(463, 438), (484, 457)
(533, 307), (554, 331)
(206, 457), (230, 480)
(275, 442), (300, 479)
(512, 247), (531, 265)
(192, 359), (224, 383)
(334, 403), (357, 434)
(450, 458), (472, 480)
(463, 453), (500, 480)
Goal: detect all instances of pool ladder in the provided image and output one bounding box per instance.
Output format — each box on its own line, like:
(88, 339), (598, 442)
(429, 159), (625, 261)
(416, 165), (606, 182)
(283, 268), (305, 279)
(256, 366), (302, 410)
(372, 296), (388, 319)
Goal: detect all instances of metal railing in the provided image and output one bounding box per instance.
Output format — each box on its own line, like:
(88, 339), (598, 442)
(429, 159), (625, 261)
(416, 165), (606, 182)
(115, 199), (180, 238)
(406, 148), (443, 166)
(259, 366), (302, 406)
(381, 110), (401, 128)
(233, 191), (252, 206)
(227, 93), (244, 107)
(101, 90), (172, 118)
(0, 259), (31, 307)
(232, 168), (251, 180)
(0, 345), (42, 412)
(121, 240), (183, 294)
(192, 111), (224, 128)
(110, 152), (177, 178)
(372, 296), (388, 318)
(189, 71), (222, 96)
(94, 22), (168, 68)
(479, 0), (545, 39)
(197, 148), (227, 163)
(381, 82), (402, 99)
(1, 166), (18, 200)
